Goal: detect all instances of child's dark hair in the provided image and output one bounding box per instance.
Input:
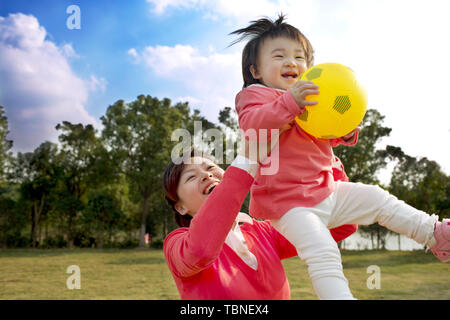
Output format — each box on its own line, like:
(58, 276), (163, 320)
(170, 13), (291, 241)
(229, 13), (314, 88)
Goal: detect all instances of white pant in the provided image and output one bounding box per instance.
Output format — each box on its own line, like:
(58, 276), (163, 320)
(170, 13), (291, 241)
(271, 181), (438, 300)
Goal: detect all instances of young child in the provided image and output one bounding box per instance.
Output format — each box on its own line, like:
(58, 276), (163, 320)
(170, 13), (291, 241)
(231, 14), (449, 299)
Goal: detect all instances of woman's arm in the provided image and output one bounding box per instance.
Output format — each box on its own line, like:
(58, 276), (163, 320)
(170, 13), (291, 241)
(164, 166), (254, 278)
(164, 133), (275, 279)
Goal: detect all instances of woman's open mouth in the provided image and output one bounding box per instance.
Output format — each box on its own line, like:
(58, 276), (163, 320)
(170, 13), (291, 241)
(203, 182), (219, 195)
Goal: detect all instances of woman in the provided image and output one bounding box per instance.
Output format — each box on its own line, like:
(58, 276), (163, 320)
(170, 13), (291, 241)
(162, 136), (357, 300)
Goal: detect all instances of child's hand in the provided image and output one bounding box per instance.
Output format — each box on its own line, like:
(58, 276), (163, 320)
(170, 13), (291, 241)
(289, 80), (319, 111)
(341, 123), (362, 142)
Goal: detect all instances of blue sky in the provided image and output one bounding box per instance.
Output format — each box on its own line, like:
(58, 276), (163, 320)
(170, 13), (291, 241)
(1, 0), (449, 178)
(0, 0), (230, 119)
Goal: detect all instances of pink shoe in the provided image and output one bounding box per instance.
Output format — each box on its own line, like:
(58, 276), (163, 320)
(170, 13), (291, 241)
(430, 219), (450, 263)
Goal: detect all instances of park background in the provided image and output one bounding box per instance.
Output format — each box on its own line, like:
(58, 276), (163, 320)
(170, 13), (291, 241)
(0, 0), (449, 299)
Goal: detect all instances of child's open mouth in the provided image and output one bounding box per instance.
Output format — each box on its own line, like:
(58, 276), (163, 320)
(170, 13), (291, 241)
(282, 72), (299, 80)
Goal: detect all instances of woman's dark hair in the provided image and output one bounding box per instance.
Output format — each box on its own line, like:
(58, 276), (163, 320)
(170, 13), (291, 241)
(229, 13), (314, 88)
(163, 148), (215, 228)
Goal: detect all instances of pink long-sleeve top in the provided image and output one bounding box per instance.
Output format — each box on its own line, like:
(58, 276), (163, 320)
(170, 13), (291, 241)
(163, 165), (357, 300)
(235, 84), (359, 220)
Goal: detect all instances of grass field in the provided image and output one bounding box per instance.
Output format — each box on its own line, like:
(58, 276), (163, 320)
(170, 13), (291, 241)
(0, 248), (448, 300)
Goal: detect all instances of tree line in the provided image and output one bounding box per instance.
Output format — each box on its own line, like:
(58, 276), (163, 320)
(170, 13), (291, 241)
(0, 96), (448, 249)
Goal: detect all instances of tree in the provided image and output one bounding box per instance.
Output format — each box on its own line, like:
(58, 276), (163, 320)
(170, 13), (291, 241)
(101, 96), (196, 247)
(12, 142), (59, 247)
(146, 189), (176, 242)
(333, 109), (392, 184)
(381, 146), (450, 250)
(218, 107), (239, 132)
(0, 106), (13, 186)
(82, 190), (124, 248)
(386, 146), (449, 218)
(55, 121), (100, 248)
(0, 196), (28, 248)
(217, 107), (240, 170)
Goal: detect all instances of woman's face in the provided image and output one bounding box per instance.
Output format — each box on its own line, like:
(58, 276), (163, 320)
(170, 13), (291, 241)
(175, 157), (224, 217)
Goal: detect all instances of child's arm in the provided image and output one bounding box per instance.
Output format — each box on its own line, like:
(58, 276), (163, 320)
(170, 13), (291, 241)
(236, 88), (300, 134)
(236, 82), (319, 135)
(330, 125), (361, 147)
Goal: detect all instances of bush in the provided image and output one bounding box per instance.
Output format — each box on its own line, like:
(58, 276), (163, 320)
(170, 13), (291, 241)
(73, 232), (96, 248)
(151, 238), (164, 249)
(6, 235), (31, 248)
(116, 239), (139, 249)
(40, 235), (67, 248)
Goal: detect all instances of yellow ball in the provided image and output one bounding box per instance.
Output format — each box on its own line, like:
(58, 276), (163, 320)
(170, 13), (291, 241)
(295, 63), (368, 139)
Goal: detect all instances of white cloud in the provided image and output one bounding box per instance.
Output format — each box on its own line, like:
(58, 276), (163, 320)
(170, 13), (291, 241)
(0, 13), (101, 152)
(127, 47), (138, 59)
(88, 75), (107, 93)
(176, 96), (202, 106)
(61, 43), (79, 59)
(130, 44), (242, 121)
(146, 0), (317, 28)
(146, 0), (200, 15)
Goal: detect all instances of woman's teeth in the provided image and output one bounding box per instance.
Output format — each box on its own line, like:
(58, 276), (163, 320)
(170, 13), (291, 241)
(204, 183), (218, 194)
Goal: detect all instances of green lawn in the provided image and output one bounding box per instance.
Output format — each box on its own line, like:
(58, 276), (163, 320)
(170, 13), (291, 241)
(0, 249), (448, 300)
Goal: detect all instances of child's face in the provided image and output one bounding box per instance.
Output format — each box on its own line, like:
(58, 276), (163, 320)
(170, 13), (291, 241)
(251, 37), (308, 90)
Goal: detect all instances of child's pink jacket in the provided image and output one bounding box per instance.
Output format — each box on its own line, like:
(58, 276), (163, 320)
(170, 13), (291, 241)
(236, 84), (358, 220)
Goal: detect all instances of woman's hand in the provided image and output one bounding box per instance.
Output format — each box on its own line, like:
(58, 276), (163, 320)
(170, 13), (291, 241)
(289, 80), (319, 110)
(238, 123), (292, 163)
